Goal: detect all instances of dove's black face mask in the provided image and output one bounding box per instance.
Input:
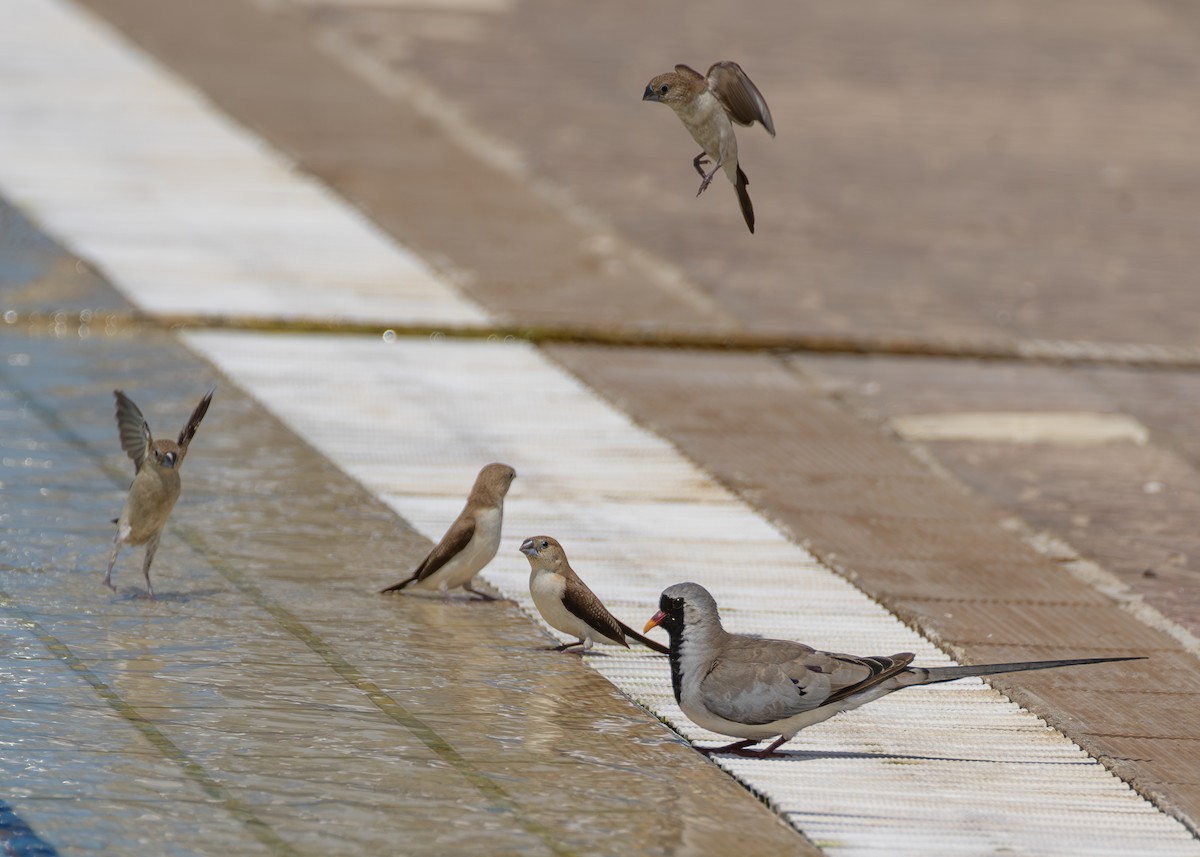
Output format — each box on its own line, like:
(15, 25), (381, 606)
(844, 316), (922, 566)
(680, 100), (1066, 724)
(644, 594), (688, 702)
(654, 594), (686, 636)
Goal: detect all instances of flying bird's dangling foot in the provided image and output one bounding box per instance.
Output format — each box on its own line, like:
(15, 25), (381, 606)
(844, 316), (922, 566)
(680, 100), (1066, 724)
(693, 151), (720, 194)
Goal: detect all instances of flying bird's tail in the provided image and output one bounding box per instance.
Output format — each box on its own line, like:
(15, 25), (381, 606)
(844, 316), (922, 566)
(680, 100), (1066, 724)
(907, 655), (1144, 687)
(618, 620), (670, 654)
(735, 165), (754, 233)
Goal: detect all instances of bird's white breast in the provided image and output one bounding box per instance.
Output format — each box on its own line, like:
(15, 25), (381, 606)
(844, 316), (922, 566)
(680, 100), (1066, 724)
(416, 506), (503, 590)
(530, 571), (589, 642)
(678, 90), (737, 167)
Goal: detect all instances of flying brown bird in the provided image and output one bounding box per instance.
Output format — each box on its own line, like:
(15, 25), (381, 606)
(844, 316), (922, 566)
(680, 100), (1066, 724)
(643, 61), (775, 232)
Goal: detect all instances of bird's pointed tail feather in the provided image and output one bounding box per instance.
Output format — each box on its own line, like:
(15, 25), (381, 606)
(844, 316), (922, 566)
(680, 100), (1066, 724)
(619, 620), (670, 654)
(380, 576), (416, 594)
(735, 165), (754, 233)
(909, 655), (1144, 686)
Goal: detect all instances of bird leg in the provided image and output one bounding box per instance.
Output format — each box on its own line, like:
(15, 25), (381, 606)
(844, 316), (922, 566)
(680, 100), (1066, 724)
(696, 158), (723, 197)
(104, 533), (122, 591)
(692, 152), (711, 178)
(739, 735), (790, 758)
(553, 640), (585, 652)
(464, 582), (499, 601)
(141, 531), (160, 600)
(697, 738), (761, 756)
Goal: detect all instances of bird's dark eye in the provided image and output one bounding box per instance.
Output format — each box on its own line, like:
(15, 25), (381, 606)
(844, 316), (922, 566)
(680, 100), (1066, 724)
(539, 540), (549, 548)
(659, 84), (669, 94)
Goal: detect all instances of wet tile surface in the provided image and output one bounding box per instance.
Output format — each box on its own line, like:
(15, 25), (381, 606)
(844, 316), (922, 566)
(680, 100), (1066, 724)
(0, 248), (813, 855)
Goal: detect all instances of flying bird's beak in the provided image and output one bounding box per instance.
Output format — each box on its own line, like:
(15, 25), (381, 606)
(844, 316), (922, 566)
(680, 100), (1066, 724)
(518, 538), (538, 557)
(642, 85), (659, 102)
(644, 610), (667, 634)
(162, 451), (177, 469)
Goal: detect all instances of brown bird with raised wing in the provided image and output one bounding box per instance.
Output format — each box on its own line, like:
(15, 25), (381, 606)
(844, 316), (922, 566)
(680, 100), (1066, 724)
(105, 388), (214, 599)
(643, 61), (775, 232)
(646, 582), (1144, 757)
(520, 535), (667, 653)
(380, 463), (516, 600)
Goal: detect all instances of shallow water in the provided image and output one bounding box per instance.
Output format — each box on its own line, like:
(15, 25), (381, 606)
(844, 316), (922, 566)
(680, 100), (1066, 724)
(0, 237), (811, 856)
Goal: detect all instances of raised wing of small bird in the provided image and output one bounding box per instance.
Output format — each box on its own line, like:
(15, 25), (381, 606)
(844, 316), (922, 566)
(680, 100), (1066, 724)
(175, 389), (214, 467)
(701, 61), (775, 136)
(114, 391), (152, 472)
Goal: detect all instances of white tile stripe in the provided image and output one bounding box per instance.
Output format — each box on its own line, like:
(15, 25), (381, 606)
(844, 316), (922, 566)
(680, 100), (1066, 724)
(0, 0), (488, 326)
(186, 331), (1200, 856)
(0, 0), (1194, 851)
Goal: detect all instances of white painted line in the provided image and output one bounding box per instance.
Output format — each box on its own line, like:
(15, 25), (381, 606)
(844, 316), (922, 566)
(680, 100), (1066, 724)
(0, 0), (487, 327)
(890, 412), (1149, 444)
(187, 331), (1200, 856)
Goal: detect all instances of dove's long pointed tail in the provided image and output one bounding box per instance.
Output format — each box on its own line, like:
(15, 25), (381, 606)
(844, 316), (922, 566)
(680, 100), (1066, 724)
(735, 165), (754, 233)
(910, 655), (1144, 687)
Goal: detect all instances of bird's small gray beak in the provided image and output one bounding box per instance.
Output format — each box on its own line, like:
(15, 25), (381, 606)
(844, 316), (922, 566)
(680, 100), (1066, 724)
(644, 610), (667, 634)
(642, 85), (659, 102)
(163, 452), (177, 469)
(519, 538), (538, 557)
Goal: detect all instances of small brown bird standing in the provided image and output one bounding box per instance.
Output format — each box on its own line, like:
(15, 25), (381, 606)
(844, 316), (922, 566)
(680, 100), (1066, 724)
(380, 463), (516, 600)
(520, 535), (668, 654)
(643, 61), (775, 233)
(106, 388), (214, 599)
